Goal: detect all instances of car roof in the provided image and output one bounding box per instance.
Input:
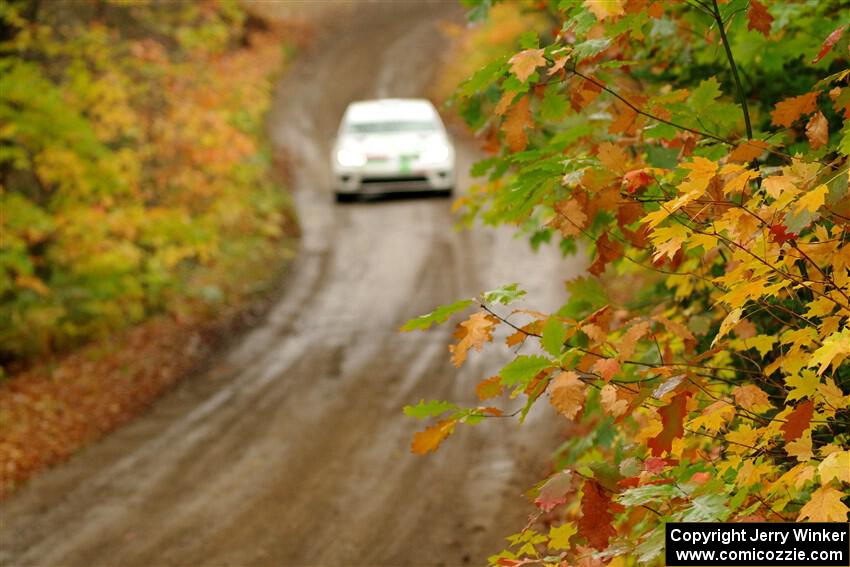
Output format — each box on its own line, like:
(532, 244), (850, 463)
(343, 98), (439, 123)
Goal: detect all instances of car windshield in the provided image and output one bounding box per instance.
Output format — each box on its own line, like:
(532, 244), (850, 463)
(346, 120), (438, 134)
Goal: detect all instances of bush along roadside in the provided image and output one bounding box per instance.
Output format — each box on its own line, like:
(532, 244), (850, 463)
(405, 0), (850, 564)
(0, 0), (298, 496)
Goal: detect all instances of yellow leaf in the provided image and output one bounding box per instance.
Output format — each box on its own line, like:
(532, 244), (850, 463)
(411, 419), (457, 455)
(549, 371), (586, 420)
(797, 486), (850, 521)
(818, 451), (850, 485)
(723, 169), (759, 195)
(786, 430), (814, 462)
(548, 521), (578, 550)
(795, 184), (828, 214)
(651, 224), (690, 261)
(745, 334), (777, 357)
(818, 378), (849, 409)
(508, 49), (546, 83)
(809, 329), (850, 375)
(785, 370), (819, 402)
(583, 0), (624, 21)
(771, 463), (816, 494)
(689, 399), (735, 433)
(712, 308), (742, 346)
(762, 175), (800, 199)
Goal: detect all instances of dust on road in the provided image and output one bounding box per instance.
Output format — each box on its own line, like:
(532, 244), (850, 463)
(0, 3), (584, 566)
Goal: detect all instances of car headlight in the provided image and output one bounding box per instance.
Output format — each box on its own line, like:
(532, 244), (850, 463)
(420, 143), (451, 164)
(336, 148), (366, 167)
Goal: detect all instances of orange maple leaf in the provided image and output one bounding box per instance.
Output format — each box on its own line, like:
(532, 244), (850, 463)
(771, 92), (820, 128)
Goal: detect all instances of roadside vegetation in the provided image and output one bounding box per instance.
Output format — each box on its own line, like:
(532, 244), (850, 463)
(408, 0), (850, 563)
(0, 0), (295, 496)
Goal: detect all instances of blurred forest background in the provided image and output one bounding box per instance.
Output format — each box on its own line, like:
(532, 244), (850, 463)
(0, 0), (297, 494)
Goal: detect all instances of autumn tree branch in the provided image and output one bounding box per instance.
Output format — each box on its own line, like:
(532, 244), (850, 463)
(711, 0), (753, 139)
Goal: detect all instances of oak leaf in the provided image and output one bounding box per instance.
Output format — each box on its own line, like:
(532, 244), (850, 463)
(591, 357), (620, 381)
(476, 375), (503, 400)
(549, 371), (586, 420)
(449, 312), (498, 367)
(648, 391), (691, 456)
(411, 419), (456, 454)
(508, 49), (545, 83)
(588, 232), (623, 276)
(746, 0), (773, 37)
(806, 112), (829, 149)
(536, 470), (574, 511)
(578, 480), (617, 549)
(600, 384), (628, 417)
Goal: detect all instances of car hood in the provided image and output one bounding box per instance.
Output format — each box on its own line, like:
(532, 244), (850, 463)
(336, 133), (449, 156)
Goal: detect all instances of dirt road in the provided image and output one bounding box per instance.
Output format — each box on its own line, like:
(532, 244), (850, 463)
(0, 3), (584, 565)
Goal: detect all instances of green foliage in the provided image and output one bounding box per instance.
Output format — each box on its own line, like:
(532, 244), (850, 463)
(0, 1), (292, 363)
(407, 0), (850, 563)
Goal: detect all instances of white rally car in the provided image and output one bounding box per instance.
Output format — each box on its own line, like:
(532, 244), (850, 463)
(331, 98), (455, 201)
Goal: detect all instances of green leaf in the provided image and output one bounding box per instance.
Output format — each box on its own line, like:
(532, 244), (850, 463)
(618, 483), (680, 506)
(403, 399), (460, 419)
(400, 299), (474, 331)
(573, 38), (611, 59)
(541, 317), (567, 357)
(482, 283), (526, 305)
(680, 493), (729, 522)
(540, 83), (569, 122)
(500, 355), (554, 387)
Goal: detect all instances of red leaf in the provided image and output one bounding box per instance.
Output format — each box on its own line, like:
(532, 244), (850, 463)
(648, 391), (692, 457)
(588, 232), (623, 276)
(769, 223), (796, 245)
(578, 480), (617, 550)
(644, 456), (667, 474)
(781, 400), (814, 442)
(623, 168), (653, 193)
(746, 0), (773, 37)
(812, 25), (847, 64)
(535, 470), (574, 511)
